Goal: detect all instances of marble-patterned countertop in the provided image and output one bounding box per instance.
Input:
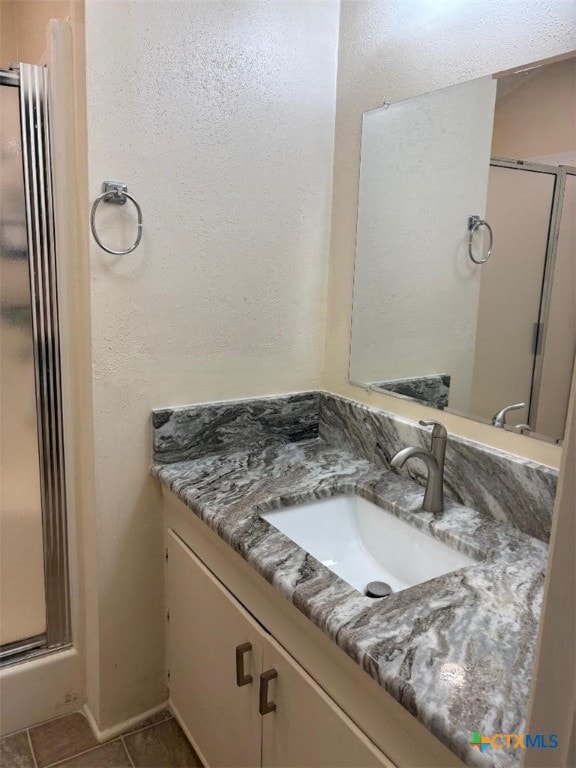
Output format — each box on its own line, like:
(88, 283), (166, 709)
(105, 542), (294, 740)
(152, 437), (548, 768)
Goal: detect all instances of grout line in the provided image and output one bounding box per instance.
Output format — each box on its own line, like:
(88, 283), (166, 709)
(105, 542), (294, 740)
(2, 724), (29, 739)
(41, 715), (173, 768)
(3, 711), (86, 744)
(6, 710), (173, 768)
(43, 739), (124, 768)
(28, 710), (84, 736)
(121, 715), (173, 739)
(120, 736), (135, 768)
(26, 730), (39, 768)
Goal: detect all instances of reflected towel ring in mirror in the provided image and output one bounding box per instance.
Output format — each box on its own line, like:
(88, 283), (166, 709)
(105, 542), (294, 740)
(349, 57), (575, 444)
(90, 181), (143, 255)
(468, 214), (493, 264)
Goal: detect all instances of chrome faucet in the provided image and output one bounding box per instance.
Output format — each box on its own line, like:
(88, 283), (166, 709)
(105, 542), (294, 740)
(390, 420), (447, 513)
(492, 402), (526, 428)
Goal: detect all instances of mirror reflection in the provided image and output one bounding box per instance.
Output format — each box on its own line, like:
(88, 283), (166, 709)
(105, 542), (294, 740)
(349, 56), (575, 443)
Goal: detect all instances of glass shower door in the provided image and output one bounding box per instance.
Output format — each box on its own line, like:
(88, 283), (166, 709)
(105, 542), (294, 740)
(1, 65), (70, 662)
(470, 164), (556, 429)
(535, 171), (576, 439)
(0, 81), (47, 651)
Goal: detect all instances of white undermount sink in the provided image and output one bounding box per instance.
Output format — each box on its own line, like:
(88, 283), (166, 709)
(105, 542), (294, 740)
(260, 495), (476, 595)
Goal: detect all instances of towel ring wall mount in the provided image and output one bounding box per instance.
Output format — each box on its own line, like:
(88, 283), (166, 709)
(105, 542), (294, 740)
(90, 181), (143, 255)
(468, 215), (493, 264)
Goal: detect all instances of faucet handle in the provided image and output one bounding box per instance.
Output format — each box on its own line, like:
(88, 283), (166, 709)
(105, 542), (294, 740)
(419, 420), (447, 439)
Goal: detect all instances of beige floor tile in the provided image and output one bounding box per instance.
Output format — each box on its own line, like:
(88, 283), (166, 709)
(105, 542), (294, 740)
(51, 741), (131, 768)
(0, 731), (35, 768)
(121, 709), (172, 737)
(123, 719), (201, 768)
(29, 713), (98, 768)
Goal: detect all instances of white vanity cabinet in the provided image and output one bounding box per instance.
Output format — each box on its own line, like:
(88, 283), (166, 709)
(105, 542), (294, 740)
(167, 530), (392, 768)
(163, 491), (464, 768)
(259, 640), (388, 768)
(167, 530), (261, 766)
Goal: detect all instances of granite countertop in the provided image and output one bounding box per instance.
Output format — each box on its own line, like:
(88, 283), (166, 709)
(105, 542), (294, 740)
(152, 436), (548, 768)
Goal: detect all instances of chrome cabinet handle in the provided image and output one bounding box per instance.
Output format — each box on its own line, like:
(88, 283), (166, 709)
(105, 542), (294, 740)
(259, 669), (277, 715)
(468, 215), (493, 264)
(235, 643), (253, 687)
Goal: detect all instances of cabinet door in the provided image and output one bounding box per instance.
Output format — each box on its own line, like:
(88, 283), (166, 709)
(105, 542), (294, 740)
(261, 639), (394, 768)
(167, 530), (263, 767)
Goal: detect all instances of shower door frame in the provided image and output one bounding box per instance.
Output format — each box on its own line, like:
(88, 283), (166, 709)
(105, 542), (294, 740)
(490, 157), (576, 434)
(0, 65), (71, 664)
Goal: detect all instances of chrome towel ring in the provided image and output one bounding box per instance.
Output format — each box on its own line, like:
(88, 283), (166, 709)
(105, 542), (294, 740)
(468, 215), (493, 264)
(90, 181), (143, 255)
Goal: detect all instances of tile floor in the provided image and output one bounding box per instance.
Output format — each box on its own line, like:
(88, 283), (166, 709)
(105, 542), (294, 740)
(0, 710), (202, 768)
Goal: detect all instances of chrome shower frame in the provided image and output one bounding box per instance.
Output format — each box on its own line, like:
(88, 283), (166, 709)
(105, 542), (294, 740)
(0, 65), (71, 664)
(490, 157), (576, 432)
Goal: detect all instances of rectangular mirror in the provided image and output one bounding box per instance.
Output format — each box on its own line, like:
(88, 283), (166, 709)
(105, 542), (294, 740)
(349, 55), (575, 444)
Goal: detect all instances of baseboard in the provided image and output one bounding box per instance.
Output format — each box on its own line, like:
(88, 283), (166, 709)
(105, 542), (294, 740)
(82, 700), (170, 743)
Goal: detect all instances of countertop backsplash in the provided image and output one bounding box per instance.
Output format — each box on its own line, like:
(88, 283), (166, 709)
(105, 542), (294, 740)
(153, 392), (319, 464)
(318, 393), (557, 542)
(153, 390), (557, 542)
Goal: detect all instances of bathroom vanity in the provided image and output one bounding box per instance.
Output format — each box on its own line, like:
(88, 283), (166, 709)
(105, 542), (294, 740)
(163, 498), (454, 768)
(152, 392), (554, 768)
(166, 521), (396, 768)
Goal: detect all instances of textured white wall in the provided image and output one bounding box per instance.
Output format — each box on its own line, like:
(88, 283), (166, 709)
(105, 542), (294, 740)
(83, 0), (575, 730)
(325, 0), (575, 467)
(350, 77), (496, 413)
(85, 0), (338, 728)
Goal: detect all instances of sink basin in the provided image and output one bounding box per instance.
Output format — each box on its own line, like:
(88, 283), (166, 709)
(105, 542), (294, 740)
(260, 495), (476, 595)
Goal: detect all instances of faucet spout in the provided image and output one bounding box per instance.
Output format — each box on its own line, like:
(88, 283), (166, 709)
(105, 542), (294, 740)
(390, 446), (437, 471)
(390, 447), (444, 513)
(492, 402), (526, 428)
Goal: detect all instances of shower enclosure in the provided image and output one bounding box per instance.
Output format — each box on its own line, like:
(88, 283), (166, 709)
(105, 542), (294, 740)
(470, 158), (576, 440)
(0, 64), (70, 663)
